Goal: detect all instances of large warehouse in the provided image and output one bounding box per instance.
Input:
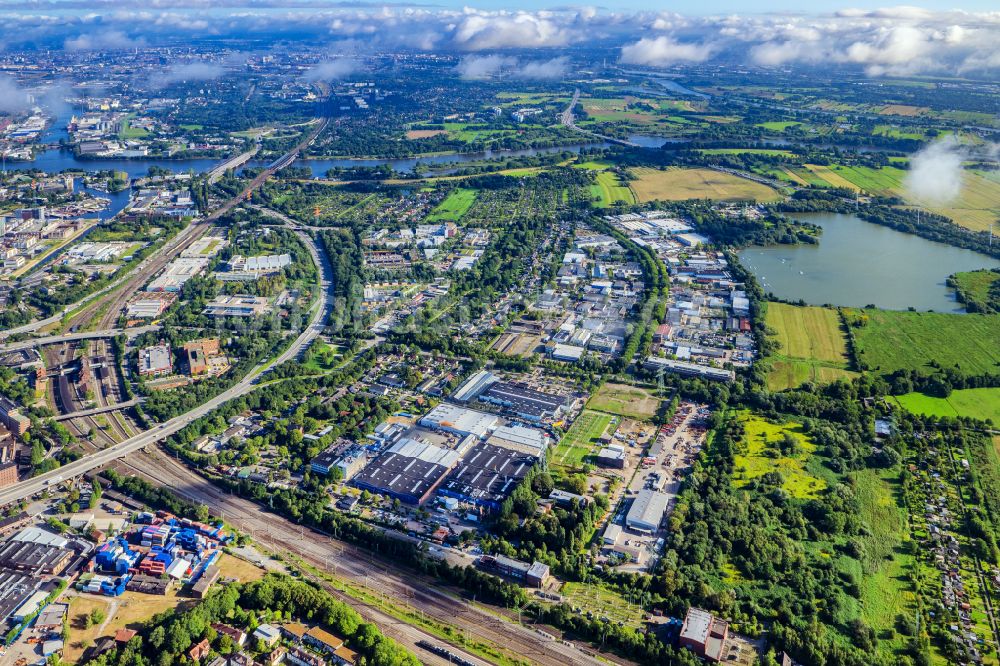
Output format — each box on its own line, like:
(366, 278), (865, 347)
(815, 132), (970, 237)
(438, 443), (537, 510)
(352, 438), (462, 505)
(478, 381), (571, 423)
(419, 403), (500, 440)
(626, 489), (670, 533)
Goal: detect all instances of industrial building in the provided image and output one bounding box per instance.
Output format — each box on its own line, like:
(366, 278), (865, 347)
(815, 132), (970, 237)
(0, 570), (40, 625)
(0, 395), (30, 437)
(679, 607), (728, 662)
(487, 424), (550, 457)
(202, 295), (271, 318)
(437, 443), (537, 510)
(139, 344), (172, 377)
(419, 403), (499, 440)
(596, 446), (627, 469)
(477, 554), (550, 587)
(626, 489), (670, 533)
(642, 356), (735, 382)
(478, 381), (571, 422)
(217, 253), (292, 281)
(0, 539), (73, 576)
(352, 438), (461, 505)
(451, 369), (499, 403)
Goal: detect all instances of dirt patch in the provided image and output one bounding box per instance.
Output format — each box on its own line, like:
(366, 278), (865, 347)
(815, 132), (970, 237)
(406, 129), (447, 139)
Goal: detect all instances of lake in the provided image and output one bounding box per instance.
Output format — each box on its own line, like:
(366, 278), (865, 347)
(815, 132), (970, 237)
(737, 212), (1000, 313)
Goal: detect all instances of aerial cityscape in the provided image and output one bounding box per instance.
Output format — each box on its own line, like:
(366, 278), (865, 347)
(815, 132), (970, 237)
(0, 2), (995, 665)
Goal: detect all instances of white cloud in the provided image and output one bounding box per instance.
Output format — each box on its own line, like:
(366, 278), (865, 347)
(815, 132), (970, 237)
(150, 61), (226, 88)
(456, 55), (516, 80)
(302, 58), (361, 82)
(0, 76), (30, 114)
(517, 56), (570, 80)
(451, 11), (572, 50)
(456, 54), (570, 80)
(904, 136), (967, 206)
(65, 29), (144, 51)
(620, 36), (714, 66)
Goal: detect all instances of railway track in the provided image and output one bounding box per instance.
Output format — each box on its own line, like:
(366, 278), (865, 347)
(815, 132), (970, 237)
(116, 449), (620, 666)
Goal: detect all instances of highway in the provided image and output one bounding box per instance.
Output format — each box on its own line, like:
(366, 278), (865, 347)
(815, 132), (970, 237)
(0, 123), (333, 507)
(560, 87), (639, 148)
(0, 243), (328, 506)
(53, 398), (143, 422)
(0, 325), (159, 353)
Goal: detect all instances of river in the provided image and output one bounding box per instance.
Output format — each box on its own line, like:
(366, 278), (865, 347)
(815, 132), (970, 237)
(737, 212), (1000, 313)
(8, 139), (617, 180)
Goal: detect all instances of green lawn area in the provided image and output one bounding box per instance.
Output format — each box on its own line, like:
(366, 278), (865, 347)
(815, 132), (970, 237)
(845, 309), (1000, 376)
(755, 121), (803, 131)
(765, 302), (856, 391)
(426, 188), (477, 221)
(560, 582), (646, 628)
(849, 468), (916, 658)
(732, 412), (827, 499)
(179, 124), (203, 131)
(952, 269), (1000, 312)
(590, 170), (635, 208)
(553, 410), (614, 469)
(700, 148), (795, 157)
(587, 383), (661, 420)
(301, 341), (342, 373)
(119, 114), (149, 139)
(893, 388), (1000, 424)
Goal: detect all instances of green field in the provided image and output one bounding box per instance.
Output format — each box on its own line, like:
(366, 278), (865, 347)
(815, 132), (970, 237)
(426, 188), (477, 221)
(302, 341), (342, 373)
(849, 469), (916, 656)
(800, 164), (1000, 231)
(554, 410), (614, 469)
(119, 114), (149, 139)
(733, 413), (827, 499)
(700, 148), (795, 157)
(894, 388), (1000, 424)
(765, 302), (856, 390)
(590, 170), (635, 208)
(179, 124), (203, 131)
(560, 582), (646, 628)
(587, 383), (660, 419)
(952, 269), (1000, 312)
(755, 121), (803, 131)
(846, 309), (1000, 375)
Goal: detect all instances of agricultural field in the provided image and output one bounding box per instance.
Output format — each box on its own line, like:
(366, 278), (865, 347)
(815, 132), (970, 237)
(426, 188), (477, 221)
(845, 309), (1000, 376)
(765, 302), (856, 390)
(877, 104), (929, 116)
(589, 169), (635, 208)
(893, 388), (1000, 424)
(732, 412), (827, 499)
(553, 409), (614, 469)
(630, 167), (782, 203)
(587, 382), (661, 419)
(405, 128), (447, 139)
(800, 164), (1000, 231)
